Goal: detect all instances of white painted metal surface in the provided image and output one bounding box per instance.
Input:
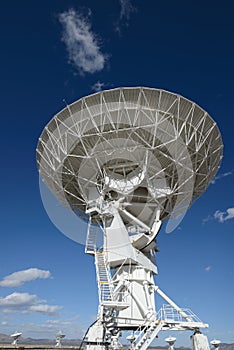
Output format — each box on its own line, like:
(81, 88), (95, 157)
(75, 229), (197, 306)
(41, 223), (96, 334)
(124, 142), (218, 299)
(55, 332), (65, 348)
(191, 333), (210, 350)
(37, 87), (223, 230)
(211, 339), (221, 349)
(37, 87), (223, 350)
(10, 332), (22, 345)
(165, 336), (176, 350)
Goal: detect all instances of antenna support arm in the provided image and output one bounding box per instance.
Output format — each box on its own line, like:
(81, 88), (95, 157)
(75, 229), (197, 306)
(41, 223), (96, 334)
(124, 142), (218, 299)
(154, 286), (192, 321)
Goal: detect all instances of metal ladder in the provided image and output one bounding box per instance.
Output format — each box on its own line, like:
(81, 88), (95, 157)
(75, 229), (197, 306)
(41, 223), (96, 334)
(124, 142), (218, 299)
(133, 320), (164, 350)
(95, 251), (114, 303)
(85, 218), (98, 255)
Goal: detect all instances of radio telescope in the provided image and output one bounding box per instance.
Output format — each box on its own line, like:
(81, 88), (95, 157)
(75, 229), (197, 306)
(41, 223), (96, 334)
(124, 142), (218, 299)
(165, 336), (176, 350)
(211, 339), (221, 350)
(37, 87), (223, 350)
(55, 331), (66, 347)
(10, 331), (22, 345)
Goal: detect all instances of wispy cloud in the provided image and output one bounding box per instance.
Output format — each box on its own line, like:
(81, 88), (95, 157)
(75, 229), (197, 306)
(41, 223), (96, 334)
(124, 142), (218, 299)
(59, 8), (108, 74)
(205, 266), (211, 272)
(91, 81), (111, 92)
(119, 0), (135, 20)
(0, 268), (51, 287)
(0, 292), (61, 316)
(0, 316), (84, 340)
(29, 304), (61, 316)
(211, 170), (233, 184)
(202, 214), (213, 224)
(214, 208), (234, 223)
(115, 0), (136, 34)
(203, 207), (234, 224)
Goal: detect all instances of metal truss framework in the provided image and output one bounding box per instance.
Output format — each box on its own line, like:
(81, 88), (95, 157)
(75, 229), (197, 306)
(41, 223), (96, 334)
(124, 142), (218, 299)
(37, 87), (223, 229)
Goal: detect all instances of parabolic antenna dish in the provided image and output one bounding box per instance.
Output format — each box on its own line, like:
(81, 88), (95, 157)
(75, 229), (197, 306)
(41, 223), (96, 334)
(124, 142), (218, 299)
(11, 332), (22, 337)
(37, 87), (223, 231)
(165, 337), (176, 344)
(211, 340), (221, 344)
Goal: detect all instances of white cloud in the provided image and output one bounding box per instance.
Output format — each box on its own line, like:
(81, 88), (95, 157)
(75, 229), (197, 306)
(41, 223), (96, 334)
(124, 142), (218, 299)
(29, 304), (62, 316)
(205, 266), (211, 272)
(119, 0), (136, 20)
(214, 208), (234, 223)
(0, 292), (61, 316)
(115, 0), (136, 34)
(0, 268), (51, 287)
(211, 170), (233, 184)
(59, 8), (108, 74)
(202, 214), (212, 224)
(91, 81), (110, 92)
(0, 292), (39, 308)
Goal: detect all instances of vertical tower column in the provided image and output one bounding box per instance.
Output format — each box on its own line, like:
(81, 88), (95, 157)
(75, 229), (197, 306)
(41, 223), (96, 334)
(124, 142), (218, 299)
(103, 206), (158, 329)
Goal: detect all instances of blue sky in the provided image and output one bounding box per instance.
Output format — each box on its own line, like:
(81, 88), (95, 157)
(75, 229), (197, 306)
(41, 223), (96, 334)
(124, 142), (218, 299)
(0, 0), (234, 347)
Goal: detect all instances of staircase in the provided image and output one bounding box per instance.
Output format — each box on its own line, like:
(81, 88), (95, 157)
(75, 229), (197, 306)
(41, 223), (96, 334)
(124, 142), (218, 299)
(133, 320), (164, 350)
(95, 251), (114, 303)
(85, 218), (98, 255)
